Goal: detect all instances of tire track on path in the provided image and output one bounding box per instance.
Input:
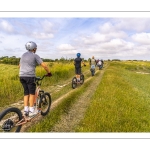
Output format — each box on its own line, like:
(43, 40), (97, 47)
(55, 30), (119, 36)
(50, 65), (108, 132)
(0, 68), (90, 112)
(21, 63), (108, 132)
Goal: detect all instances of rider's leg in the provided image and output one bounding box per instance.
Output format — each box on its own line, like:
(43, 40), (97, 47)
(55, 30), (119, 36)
(24, 95), (29, 112)
(29, 94), (35, 112)
(75, 67), (80, 82)
(77, 68), (81, 82)
(76, 74), (80, 82)
(26, 77), (36, 115)
(20, 77), (29, 114)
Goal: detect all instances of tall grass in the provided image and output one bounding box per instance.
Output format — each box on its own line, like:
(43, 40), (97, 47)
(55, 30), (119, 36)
(0, 62), (87, 107)
(0, 64), (23, 107)
(75, 61), (150, 132)
(36, 62), (76, 86)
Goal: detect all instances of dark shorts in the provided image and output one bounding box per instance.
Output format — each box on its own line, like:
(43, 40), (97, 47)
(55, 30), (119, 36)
(20, 77), (36, 95)
(75, 67), (81, 75)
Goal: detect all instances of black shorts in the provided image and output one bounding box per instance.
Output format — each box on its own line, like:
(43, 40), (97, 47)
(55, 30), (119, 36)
(75, 67), (81, 75)
(20, 77), (36, 95)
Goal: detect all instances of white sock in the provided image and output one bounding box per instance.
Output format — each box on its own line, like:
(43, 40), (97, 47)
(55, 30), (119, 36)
(24, 106), (29, 112)
(29, 107), (34, 113)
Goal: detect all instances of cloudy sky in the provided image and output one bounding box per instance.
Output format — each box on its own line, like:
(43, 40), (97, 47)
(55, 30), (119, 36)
(0, 17), (150, 60)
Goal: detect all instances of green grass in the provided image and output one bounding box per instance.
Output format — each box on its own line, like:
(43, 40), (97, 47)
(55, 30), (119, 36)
(0, 64), (23, 107)
(75, 61), (150, 132)
(2, 61), (150, 132)
(28, 71), (99, 132)
(0, 62), (90, 108)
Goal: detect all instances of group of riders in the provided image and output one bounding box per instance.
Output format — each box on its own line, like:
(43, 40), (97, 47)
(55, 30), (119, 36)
(89, 56), (104, 71)
(19, 41), (103, 118)
(88, 56), (104, 76)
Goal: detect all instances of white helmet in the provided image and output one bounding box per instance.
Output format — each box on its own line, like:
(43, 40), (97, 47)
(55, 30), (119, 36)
(25, 41), (37, 51)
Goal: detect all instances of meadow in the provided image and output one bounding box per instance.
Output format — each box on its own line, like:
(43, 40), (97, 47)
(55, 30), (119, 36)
(0, 61), (86, 108)
(1, 60), (150, 132)
(76, 61), (150, 132)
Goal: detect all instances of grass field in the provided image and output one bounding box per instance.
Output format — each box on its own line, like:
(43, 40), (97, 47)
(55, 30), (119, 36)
(0, 62), (82, 107)
(75, 61), (150, 132)
(1, 61), (150, 132)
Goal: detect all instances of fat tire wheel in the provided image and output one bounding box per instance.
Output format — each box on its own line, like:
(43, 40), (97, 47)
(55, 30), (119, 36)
(91, 70), (94, 76)
(39, 92), (51, 116)
(0, 107), (22, 132)
(72, 77), (77, 89)
(80, 74), (84, 84)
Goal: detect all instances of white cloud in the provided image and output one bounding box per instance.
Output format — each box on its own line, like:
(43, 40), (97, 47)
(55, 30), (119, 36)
(31, 32), (54, 39)
(114, 18), (150, 32)
(84, 38), (134, 56)
(77, 23), (127, 46)
(101, 39), (133, 50)
(99, 22), (127, 38)
(99, 22), (115, 33)
(131, 32), (150, 45)
(0, 20), (14, 33)
(57, 44), (76, 51)
(41, 20), (54, 33)
(81, 33), (107, 45)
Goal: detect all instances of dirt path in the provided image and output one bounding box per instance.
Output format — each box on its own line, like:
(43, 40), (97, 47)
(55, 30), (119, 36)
(20, 63), (108, 132)
(50, 68), (106, 132)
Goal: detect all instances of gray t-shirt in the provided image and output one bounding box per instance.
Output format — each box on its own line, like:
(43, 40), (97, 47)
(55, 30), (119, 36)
(19, 51), (43, 77)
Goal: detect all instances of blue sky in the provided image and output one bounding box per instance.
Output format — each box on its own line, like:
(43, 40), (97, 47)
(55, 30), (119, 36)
(1, 17), (150, 60)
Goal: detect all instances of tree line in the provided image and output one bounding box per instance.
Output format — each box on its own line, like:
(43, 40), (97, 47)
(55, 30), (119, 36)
(0, 56), (88, 65)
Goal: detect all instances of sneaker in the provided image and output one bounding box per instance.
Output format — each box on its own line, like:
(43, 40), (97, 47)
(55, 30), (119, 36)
(29, 109), (40, 118)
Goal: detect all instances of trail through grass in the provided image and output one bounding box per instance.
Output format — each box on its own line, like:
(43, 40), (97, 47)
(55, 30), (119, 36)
(27, 69), (104, 132)
(76, 61), (150, 132)
(2, 61), (150, 132)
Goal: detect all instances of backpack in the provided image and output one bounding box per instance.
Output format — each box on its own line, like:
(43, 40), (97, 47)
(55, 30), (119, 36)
(97, 60), (102, 66)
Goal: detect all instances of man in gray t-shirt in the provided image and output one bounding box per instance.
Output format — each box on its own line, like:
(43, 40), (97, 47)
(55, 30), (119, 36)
(19, 51), (43, 77)
(19, 41), (52, 117)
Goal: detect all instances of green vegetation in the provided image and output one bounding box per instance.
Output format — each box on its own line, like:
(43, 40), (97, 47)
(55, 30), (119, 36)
(0, 64), (23, 106)
(0, 62), (89, 107)
(76, 61), (150, 132)
(28, 72), (99, 132)
(1, 61), (150, 132)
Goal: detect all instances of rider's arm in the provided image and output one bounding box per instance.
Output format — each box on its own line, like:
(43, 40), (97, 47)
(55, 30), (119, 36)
(82, 61), (86, 66)
(40, 62), (50, 73)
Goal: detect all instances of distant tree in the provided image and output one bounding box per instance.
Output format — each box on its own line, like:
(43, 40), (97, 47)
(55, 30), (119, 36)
(112, 59), (120, 61)
(60, 57), (65, 62)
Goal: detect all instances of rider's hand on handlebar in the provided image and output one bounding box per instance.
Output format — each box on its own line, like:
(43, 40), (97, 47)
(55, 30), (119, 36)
(45, 72), (52, 77)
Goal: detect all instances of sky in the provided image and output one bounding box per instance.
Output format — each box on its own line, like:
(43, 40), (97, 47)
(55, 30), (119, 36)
(1, 17), (150, 60)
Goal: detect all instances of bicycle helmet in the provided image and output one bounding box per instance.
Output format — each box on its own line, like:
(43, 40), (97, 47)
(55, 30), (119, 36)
(77, 53), (81, 58)
(25, 41), (37, 51)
